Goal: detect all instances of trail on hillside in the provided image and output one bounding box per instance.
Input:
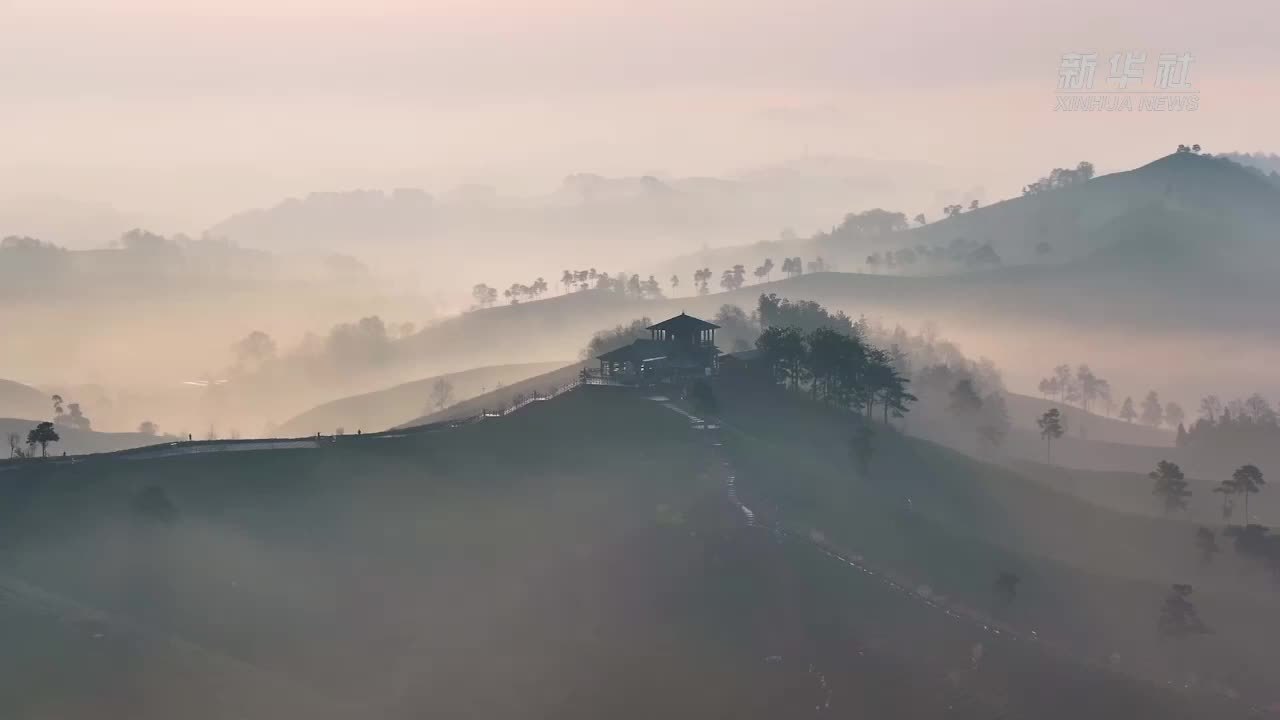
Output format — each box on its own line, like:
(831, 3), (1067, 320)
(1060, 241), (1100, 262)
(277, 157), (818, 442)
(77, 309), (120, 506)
(654, 397), (1261, 716)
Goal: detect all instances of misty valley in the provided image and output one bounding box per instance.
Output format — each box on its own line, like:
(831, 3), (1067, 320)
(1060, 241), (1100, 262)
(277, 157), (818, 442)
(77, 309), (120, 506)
(4, 8), (1280, 714)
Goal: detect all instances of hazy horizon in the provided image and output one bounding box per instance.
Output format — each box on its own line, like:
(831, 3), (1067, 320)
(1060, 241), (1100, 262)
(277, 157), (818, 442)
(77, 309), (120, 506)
(4, 0), (1278, 233)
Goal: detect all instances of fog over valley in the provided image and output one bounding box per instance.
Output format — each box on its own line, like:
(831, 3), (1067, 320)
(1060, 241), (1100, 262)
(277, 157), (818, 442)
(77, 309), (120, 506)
(4, 1), (1280, 717)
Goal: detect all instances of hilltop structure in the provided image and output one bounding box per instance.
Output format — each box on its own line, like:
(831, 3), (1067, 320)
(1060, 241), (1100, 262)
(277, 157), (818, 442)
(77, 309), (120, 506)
(594, 313), (720, 385)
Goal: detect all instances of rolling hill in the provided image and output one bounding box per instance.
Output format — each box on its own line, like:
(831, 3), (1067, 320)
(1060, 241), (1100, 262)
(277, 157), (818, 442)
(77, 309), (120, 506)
(0, 417), (174, 456)
(395, 361), (588, 428)
(0, 379), (48, 420)
(710, 376), (1280, 699)
(276, 361), (566, 436)
(0, 386), (1252, 718)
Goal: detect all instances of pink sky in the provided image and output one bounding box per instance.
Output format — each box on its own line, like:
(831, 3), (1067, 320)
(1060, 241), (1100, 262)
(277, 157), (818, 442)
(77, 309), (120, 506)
(2, 0), (1277, 228)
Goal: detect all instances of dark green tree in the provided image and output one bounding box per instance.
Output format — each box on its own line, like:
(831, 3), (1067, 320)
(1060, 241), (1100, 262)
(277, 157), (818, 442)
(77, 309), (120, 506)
(26, 421), (59, 458)
(1037, 408), (1065, 463)
(1231, 464), (1265, 524)
(756, 326), (807, 389)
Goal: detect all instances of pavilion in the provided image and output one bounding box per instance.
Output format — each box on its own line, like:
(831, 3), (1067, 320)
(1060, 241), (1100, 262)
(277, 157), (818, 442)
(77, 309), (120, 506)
(594, 312), (720, 385)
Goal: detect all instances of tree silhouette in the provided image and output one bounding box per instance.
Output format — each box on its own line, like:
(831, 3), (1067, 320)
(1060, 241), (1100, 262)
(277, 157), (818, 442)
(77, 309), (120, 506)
(693, 267), (713, 295)
(1212, 477), (1236, 522)
(1158, 584), (1208, 637)
(1164, 402), (1185, 429)
(669, 274), (680, 294)
(1199, 395), (1223, 422)
(1230, 464), (1265, 524)
(1140, 390), (1164, 427)
(471, 283), (497, 308)
(752, 258), (774, 283)
(1037, 408), (1065, 463)
(26, 421), (59, 458)
(780, 257), (804, 278)
(1118, 396), (1138, 423)
(430, 378), (455, 412)
(1150, 460), (1191, 514)
(7, 432), (23, 458)
(720, 265), (747, 291)
(913, 213), (926, 226)
(138, 421), (159, 435)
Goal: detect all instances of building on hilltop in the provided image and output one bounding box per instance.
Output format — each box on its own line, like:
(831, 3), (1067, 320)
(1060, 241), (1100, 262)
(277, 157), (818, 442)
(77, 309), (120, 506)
(593, 312), (720, 385)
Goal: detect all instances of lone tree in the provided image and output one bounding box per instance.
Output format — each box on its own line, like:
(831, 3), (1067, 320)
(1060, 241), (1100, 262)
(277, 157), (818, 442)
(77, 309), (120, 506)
(1141, 390), (1164, 427)
(1150, 460), (1191, 514)
(1118, 396), (1138, 423)
(1212, 476), (1237, 522)
(1230, 464), (1265, 524)
(1158, 584), (1208, 638)
(1037, 408), (1065, 463)
(26, 422), (59, 458)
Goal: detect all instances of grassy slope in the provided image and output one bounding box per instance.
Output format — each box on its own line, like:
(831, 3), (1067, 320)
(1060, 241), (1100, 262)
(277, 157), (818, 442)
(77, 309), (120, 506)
(1002, 392), (1171, 447)
(0, 387), (1243, 719)
(376, 157), (1280, 388)
(906, 407), (1280, 525)
(0, 417), (173, 456)
(711, 378), (1280, 698)
(276, 361), (566, 436)
(395, 361), (588, 428)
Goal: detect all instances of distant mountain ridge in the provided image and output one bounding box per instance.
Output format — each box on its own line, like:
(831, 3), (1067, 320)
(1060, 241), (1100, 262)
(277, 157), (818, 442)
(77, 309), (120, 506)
(0, 379), (47, 421)
(675, 151), (1280, 281)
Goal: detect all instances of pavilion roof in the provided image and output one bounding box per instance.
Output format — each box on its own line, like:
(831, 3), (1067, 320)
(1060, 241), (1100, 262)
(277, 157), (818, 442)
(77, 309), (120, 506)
(646, 312), (719, 334)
